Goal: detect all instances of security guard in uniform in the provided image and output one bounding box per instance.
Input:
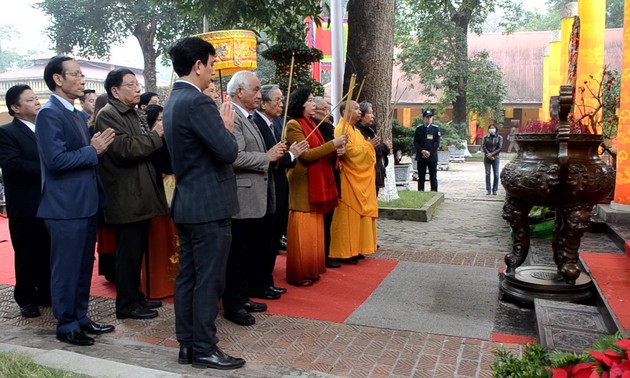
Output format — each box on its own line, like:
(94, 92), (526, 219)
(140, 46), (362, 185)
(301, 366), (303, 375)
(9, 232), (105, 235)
(414, 110), (441, 192)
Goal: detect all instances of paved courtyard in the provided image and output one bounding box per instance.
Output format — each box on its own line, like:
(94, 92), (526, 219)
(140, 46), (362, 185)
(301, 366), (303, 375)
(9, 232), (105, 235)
(0, 158), (616, 377)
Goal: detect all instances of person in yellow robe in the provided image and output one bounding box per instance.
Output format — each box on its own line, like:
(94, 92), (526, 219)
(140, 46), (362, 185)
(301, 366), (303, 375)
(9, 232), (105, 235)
(330, 100), (380, 263)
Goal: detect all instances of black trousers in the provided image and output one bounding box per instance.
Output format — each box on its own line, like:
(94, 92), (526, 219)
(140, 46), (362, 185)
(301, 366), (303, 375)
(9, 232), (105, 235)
(114, 219), (151, 313)
(223, 216), (271, 311)
(9, 217), (51, 307)
(249, 211), (278, 293)
(417, 160), (438, 192)
(175, 218), (231, 355)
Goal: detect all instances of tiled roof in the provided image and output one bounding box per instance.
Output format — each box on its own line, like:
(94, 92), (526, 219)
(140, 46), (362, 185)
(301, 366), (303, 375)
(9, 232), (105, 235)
(392, 29), (622, 106)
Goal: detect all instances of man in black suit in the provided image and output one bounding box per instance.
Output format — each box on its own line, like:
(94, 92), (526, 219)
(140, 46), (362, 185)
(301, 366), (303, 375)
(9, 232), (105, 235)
(0, 85), (50, 318)
(251, 85), (308, 299)
(163, 37), (245, 370)
(36, 56), (116, 346)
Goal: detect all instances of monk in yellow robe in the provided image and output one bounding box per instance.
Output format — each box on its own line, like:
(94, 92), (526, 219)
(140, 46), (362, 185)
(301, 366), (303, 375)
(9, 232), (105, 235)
(330, 101), (379, 262)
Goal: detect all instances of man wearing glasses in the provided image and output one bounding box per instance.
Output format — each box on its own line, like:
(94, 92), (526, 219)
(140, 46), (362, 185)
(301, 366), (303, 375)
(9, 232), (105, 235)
(36, 56), (115, 345)
(94, 68), (168, 320)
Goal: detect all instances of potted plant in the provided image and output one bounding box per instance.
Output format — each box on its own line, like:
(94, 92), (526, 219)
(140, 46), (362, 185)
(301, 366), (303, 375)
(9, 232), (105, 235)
(391, 120), (416, 186)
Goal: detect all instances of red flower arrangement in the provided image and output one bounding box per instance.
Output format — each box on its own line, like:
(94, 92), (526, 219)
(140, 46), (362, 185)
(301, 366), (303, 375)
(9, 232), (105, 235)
(549, 339), (630, 378)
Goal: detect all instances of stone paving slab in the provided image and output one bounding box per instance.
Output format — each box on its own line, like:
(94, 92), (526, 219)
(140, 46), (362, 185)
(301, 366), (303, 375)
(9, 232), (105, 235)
(346, 262), (499, 339)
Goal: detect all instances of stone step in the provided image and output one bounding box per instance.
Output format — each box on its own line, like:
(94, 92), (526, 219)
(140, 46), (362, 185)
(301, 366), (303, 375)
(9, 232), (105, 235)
(534, 298), (617, 353)
(606, 222), (630, 256)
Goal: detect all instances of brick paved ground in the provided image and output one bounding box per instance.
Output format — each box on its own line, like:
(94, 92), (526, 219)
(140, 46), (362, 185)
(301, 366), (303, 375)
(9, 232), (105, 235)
(1, 159), (616, 377)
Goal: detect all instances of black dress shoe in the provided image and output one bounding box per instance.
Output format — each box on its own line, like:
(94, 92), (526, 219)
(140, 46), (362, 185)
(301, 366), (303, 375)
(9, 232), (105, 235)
(140, 299), (162, 309)
(325, 259), (341, 268)
(116, 307), (158, 319)
(250, 290), (281, 300)
(20, 304), (40, 318)
(341, 257), (358, 265)
(268, 286), (287, 294)
(178, 346), (192, 364)
(356, 254), (366, 260)
(243, 300), (267, 313)
(192, 348), (245, 370)
(81, 321), (115, 335)
(224, 309), (255, 326)
(56, 329), (94, 346)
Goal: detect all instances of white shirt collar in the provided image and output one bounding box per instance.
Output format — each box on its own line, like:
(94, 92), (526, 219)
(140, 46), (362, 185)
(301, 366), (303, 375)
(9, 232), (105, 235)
(256, 110), (272, 126)
(17, 118), (35, 132)
(231, 102), (252, 119)
(176, 79), (201, 92)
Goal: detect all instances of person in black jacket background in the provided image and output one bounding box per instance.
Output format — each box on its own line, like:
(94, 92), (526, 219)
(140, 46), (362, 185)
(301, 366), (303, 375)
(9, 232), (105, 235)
(356, 101), (391, 195)
(482, 123), (503, 195)
(414, 110), (440, 192)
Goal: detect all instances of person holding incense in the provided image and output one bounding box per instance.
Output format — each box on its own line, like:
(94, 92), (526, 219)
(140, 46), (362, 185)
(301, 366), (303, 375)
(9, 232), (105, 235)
(356, 101), (391, 195)
(285, 87), (347, 286)
(329, 100), (379, 264)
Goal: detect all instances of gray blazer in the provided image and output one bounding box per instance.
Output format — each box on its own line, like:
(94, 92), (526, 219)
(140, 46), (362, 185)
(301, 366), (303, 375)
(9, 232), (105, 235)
(163, 81), (239, 223)
(231, 107), (275, 219)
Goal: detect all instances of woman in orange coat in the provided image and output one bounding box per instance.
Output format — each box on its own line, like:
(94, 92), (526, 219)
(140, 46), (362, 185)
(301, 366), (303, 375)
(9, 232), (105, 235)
(285, 87), (347, 286)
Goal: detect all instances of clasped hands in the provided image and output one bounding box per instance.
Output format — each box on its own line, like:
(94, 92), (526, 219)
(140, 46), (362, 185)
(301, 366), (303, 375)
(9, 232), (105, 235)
(91, 128), (115, 156)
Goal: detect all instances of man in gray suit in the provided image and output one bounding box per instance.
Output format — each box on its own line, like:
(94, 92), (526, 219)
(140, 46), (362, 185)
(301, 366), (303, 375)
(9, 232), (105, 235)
(163, 37), (245, 370)
(222, 71), (286, 327)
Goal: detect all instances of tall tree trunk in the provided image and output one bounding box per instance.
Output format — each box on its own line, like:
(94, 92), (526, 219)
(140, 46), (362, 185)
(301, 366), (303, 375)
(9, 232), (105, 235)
(451, 6), (473, 125)
(343, 0), (398, 201)
(133, 23), (158, 93)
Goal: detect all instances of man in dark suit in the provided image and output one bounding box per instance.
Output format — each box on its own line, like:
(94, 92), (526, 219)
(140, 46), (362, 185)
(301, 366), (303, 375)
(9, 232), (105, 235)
(36, 56), (116, 346)
(414, 110), (441, 192)
(251, 84), (308, 299)
(0, 85), (50, 318)
(222, 71), (286, 327)
(163, 37), (245, 370)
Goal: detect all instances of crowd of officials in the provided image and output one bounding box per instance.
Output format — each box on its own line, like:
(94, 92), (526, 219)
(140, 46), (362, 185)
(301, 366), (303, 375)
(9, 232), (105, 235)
(0, 36), (392, 370)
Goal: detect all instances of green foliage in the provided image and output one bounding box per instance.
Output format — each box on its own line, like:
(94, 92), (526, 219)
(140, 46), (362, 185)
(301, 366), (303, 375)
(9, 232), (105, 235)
(396, 0), (522, 124)
(0, 352), (83, 377)
(184, 1), (323, 47)
(391, 120), (416, 165)
(38, 0), (200, 91)
(467, 51), (507, 124)
(517, 0), (623, 31)
(491, 333), (624, 377)
(529, 206), (555, 224)
(378, 191), (435, 209)
(491, 344), (551, 378)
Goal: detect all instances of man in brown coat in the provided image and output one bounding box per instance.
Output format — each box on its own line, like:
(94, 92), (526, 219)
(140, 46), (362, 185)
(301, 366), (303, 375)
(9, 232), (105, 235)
(95, 68), (167, 320)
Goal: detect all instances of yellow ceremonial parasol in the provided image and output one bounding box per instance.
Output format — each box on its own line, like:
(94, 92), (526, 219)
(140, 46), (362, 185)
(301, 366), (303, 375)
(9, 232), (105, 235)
(195, 30), (257, 101)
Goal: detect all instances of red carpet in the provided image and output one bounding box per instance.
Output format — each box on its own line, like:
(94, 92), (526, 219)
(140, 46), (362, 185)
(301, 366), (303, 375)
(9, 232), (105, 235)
(264, 254), (398, 323)
(0, 216), (396, 322)
(581, 252), (630, 332)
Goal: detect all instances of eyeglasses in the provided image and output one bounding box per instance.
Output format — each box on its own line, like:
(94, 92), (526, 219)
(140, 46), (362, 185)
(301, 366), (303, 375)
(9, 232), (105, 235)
(270, 97), (284, 103)
(316, 106), (331, 111)
(120, 82), (140, 89)
(63, 71), (85, 79)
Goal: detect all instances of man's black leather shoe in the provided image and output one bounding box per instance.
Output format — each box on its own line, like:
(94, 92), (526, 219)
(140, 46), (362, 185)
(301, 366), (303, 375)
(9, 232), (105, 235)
(140, 299), (162, 309)
(224, 309), (255, 326)
(341, 257), (358, 265)
(20, 304), (40, 318)
(116, 307), (158, 319)
(268, 286), (287, 294)
(243, 300), (267, 313)
(250, 290), (281, 300)
(56, 329), (94, 346)
(81, 321), (115, 335)
(192, 348), (245, 370)
(178, 346), (192, 364)
(325, 259), (341, 268)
